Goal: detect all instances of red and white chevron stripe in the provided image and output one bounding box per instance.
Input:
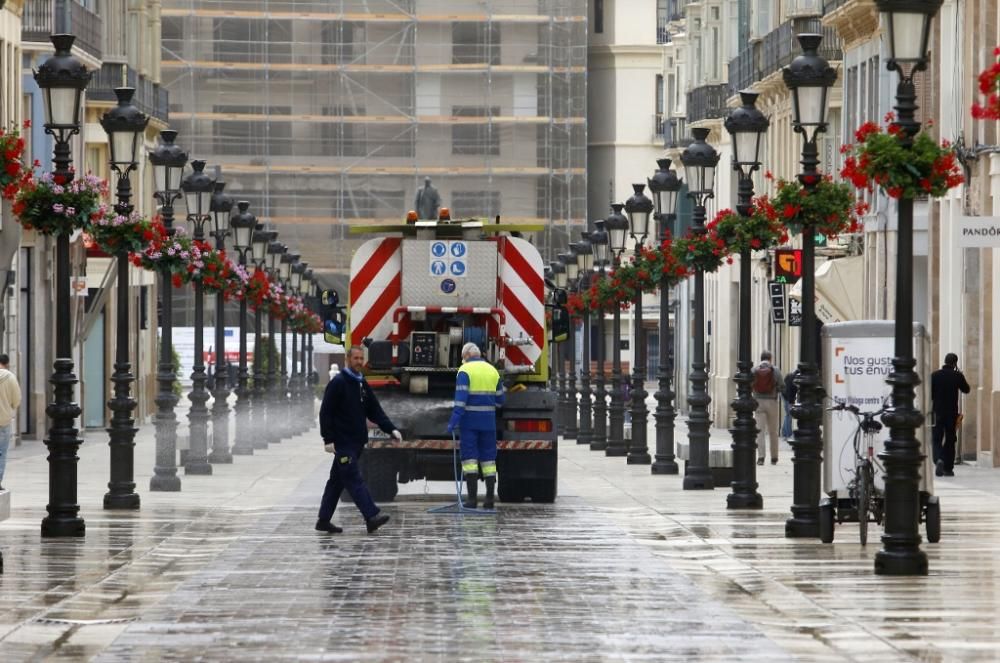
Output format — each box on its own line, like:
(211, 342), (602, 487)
(496, 237), (545, 368)
(349, 237), (402, 344)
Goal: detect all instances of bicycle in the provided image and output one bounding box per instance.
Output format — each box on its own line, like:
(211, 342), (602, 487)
(822, 401), (887, 545)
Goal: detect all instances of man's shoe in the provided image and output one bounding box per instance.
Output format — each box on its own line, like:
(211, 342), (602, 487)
(944, 470), (955, 477)
(366, 513), (390, 534)
(315, 520), (343, 534)
(757, 458), (765, 466)
(771, 458), (778, 465)
(483, 476), (496, 510)
(935, 460), (944, 477)
(463, 475), (479, 509)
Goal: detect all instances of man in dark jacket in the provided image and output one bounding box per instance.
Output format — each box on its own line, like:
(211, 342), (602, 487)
(316, 345), (400, 533)
(931, 352), (971, 477)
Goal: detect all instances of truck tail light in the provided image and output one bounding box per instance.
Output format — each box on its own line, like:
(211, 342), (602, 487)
(506, 419), (553, 433)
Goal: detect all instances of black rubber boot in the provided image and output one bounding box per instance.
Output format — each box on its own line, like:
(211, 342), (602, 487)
(483, 477), (496, 510)
(463, 475), (478, 509)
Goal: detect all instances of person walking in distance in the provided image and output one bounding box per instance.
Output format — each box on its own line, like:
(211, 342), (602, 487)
(0, 354), (22, 491)
(752, 351), (783, 466)
(931, 352), (971, 477)
(316, 346), (401, 533)
(447, 343), (505, 509)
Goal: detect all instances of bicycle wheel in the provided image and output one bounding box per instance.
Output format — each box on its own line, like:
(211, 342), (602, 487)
(857, 459), (873, 546)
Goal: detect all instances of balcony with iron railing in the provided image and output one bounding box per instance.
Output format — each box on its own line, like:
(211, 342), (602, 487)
(822, 0), (850, 13)
(89, 63), (170, 123)
(728, 18), (842, 97)
(760, 18), (841, 82)
(22, 0), (103, 61)
(686, 83), (729, 123)
(664, 117), (693, 148)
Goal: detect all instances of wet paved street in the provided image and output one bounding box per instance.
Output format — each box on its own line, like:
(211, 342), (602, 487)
(2, 406), (1000, 661)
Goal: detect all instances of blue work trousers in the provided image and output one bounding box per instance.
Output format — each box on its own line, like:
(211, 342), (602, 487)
(317, 449), (380, 522)
(460, 427), (498, 464)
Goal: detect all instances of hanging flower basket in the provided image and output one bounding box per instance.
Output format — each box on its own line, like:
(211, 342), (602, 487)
(565, 291), (586, 317)
(88, 209), (154, 255)
(671, 229), (726, 273)
(226, 262), (252, 302)
(709, 204), (786, 255)
(132, 220), (194, 287)
(972, 46), (1000, 120)
(0, 121), (35, 200)
(187, 242), (233, 295)
(762, 174), (865, 238)
(13, 172), (107, 235)
(243, 267), (271, 310)
(266, 282), (287, 319)
(840, 116), (964, 199)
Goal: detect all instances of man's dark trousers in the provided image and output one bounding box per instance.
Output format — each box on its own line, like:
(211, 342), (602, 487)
(317, 450), (379, 522)
(932, 413), (958, 472)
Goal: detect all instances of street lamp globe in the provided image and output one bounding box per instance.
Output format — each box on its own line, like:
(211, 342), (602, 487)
(230, 201), (256, 254)
(783, 34), (837, 141)
(281, 251), (299, 283)
(725, 90), (770, 176)
(34, 34), (91, 134)
(251, 225), (273, 268)
(149, 129), (188, 196)
(574, 235), (594, 272)
(680, 128), (720, 199)
(624, 183), (654, 245)
(268, 240), (286, 274)
(647, 158), (682, 225)
(560, 252), (579, 282)
(291, 261), (306, 293)
(551, 259), (567, 289)
(210, 179), (234, 239)
(590, 219), (610, 266)
(875, 0), (943, 66)
(605, 204), (630, 259)
(100, 88), (148, 173)
(181, 160), (215, 229)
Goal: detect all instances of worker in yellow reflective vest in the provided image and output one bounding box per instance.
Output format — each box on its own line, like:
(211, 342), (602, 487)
(447, 342), (505, 509)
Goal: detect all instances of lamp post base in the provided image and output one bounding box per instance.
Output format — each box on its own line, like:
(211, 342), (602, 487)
(627, 452), (651, 465)
(727, 492), (763, 510)
(103, 493), (141, 510)
(874, 548), (928, 576)
(150, 474), (181, 492)
(682, 470), (714, 490)
(651, 460), (679, 474)
(184, 461), (213, 476)
(41, 517), (86, 538)
(605, 447), (627, 458)
(785, 516), (820, 538)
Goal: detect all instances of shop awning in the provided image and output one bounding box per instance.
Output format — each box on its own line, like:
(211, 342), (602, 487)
(789, 256), (864, 323)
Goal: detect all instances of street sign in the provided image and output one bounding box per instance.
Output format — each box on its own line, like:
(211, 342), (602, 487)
(774, 248), (802, 284)
(788, 297), (803, 326)
(957, 216), (1000, 248)
(769, 281), (786, 324)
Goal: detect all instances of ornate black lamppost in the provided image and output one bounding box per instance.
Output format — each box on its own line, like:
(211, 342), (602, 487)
(100, 87), (148, 510)
(279, 251), (299, 438)
(648, 159), (682, 475)
(589, 220), (610, 452)
(783, 34), (836, 534)
(208, 177), (234, 464)
(680, 128), (720, 490)
(550, 260), (569, 434)
(725, 91), (769, 508)
(560, 252), (579, 440)
(266, 240), (287, 444)
(36, 34), (92, 536)
(181, 160), (215, 475)
(572, 237), (594, 447)
(289, 260), (307, 433)
(246, 226), (275, 451)
(624, 184), (654, 464)
(230, 202), (257, 456)
(873, 0), (941, 576)
(604, 204), (629, 457)
(304, 271), (318, 387)
(149, 130), (188, 491)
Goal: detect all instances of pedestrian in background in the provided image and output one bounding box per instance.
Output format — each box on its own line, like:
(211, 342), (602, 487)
(931, 352), (971, 477)
(316, 345), (400, 534)
(781, 368), (799, 442)
(752, 351), (783, 466)
(0, 354), (22, 491)
(447, 343), (504, 509)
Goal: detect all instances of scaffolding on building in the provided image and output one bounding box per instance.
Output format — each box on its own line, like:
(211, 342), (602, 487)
(160, 0), (588, 278)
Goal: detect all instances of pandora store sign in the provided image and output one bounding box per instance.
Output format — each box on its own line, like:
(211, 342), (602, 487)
(958, 216), (1000, 248)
